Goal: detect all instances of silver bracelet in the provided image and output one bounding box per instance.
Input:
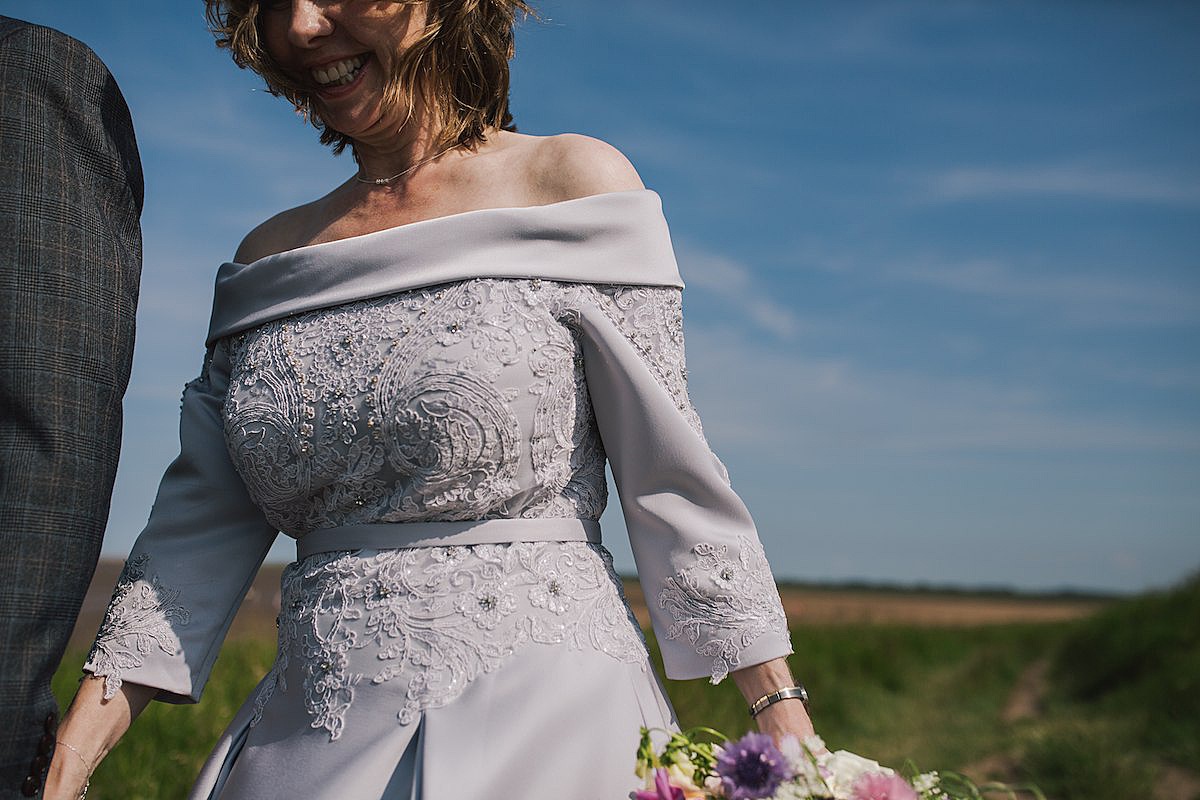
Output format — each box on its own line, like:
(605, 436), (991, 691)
(56, 740), (92, 800)
(749, 684), (810, 718)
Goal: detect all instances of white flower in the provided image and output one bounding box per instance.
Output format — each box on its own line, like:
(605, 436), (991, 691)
(912, 771), (941, 795)
(819, 750), (894, 800)
(454, 583), (516, 630)
(772, 783), (817, 800)
(663, 751), (695, 772)
(778, 734), (805, 770)
(528, 570), (576, 615)
(777, 735), (830, 796)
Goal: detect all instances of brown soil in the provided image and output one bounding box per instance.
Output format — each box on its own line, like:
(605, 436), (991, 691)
(778, 590), (1104, 628)
(1155, 766), (1200, 800)
(624, 581), (1106, 630)
(1002, 657), (1050, 723)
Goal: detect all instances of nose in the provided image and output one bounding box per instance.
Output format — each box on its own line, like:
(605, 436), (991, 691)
(286, 0), (335, 48)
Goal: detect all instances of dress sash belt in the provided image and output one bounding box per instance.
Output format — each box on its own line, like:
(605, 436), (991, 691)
(296, 518), (601, 560)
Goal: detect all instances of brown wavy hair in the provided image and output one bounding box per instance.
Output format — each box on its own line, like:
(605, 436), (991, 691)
(204, 0), (535, 155)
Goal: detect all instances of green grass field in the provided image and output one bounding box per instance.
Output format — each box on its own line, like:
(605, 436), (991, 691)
(52, 575), (1200, 800)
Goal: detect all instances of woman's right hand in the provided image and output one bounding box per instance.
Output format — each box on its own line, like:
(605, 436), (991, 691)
(42, 675), (157, 799)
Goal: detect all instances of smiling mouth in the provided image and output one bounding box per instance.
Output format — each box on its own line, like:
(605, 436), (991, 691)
(312, 55), (366, 88)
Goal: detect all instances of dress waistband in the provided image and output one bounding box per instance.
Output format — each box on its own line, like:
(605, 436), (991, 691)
(296, 518), (601, 560)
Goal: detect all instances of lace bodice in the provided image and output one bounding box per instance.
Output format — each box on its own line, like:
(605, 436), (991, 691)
(84, 191), (793, 733)
(222, 279), (671, 534)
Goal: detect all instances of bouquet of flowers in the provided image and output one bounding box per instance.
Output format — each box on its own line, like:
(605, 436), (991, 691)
(632, 727), (1045, 800)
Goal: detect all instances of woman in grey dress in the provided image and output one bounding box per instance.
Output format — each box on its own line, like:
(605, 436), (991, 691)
(46, 2), (818, 798)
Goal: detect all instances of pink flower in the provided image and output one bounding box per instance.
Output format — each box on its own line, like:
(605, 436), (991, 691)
(633, 768), (685, 800)
(851, 771), (919, 800)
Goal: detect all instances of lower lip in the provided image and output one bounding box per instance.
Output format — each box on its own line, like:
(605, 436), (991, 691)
(314, 58), (369, 100)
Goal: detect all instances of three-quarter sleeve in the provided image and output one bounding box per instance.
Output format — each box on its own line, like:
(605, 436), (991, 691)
(573, 284), (792, 683)
(84, 341), (278, 703)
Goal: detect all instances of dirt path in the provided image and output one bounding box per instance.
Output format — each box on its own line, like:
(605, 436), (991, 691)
(980, 657), (1200, 800)
(1002, 657), (1050, 723)
(1155, 767), (1200, 800)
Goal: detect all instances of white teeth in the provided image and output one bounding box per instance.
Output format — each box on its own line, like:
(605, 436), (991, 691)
(312, 56), (364, 87)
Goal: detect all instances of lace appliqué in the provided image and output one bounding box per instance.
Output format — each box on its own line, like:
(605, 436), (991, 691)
(658, 536), (789, 684)
(87, 554), (191, 699)
(222, 280), (608, 535)
(250, 542), (646, 740)
(220, 280), (706, 537)
(587, 285), (706, 441)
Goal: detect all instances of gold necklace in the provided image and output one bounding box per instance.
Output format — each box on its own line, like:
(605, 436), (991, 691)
(354, 144), (457, 186)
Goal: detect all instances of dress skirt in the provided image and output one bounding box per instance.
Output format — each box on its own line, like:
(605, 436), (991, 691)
(189, 544), (679, 800)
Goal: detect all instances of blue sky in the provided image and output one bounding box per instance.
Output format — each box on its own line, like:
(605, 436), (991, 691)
(7, 1), (1198, 593)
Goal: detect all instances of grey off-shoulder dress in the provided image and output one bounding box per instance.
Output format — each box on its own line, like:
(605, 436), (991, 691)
(84, 189), (793, 799)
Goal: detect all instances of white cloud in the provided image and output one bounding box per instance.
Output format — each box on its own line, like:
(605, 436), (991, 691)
(887, 256), (1200, 328)
(685, 324), (1200, 460)
(786, 238), (1200, 330)
(1078, 358), (1200, 392)
(677, 245), (802, 340)
(917, 163), (1200, 206)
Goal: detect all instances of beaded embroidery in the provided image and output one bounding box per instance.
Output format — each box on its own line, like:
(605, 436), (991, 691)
(87, 554), (191, 700)
(249, 542), (646, 739)
(659, 536), (790, 684)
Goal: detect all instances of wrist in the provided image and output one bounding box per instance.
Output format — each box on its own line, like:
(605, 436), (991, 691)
(752, 696), (818, 743)
(44, 744), (92, 800)
(749, 684), (810, 718)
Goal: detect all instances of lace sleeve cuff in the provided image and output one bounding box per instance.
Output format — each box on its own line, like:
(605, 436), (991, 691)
(657, 536), (792, 683)
(83, 554), (193, 701)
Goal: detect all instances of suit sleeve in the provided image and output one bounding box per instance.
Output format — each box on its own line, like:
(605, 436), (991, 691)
(83, 342), (278, 704)
(574, 284), (792, 683)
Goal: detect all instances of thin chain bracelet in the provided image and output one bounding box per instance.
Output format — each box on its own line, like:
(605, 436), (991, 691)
(55, 740), (92, 800)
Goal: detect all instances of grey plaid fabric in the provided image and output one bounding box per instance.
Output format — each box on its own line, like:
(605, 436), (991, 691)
(0, 16), (142, 797)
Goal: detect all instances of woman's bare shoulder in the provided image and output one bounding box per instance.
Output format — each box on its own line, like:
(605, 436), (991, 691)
(232, 202), (321, 265)
(525, 132), (646, 202)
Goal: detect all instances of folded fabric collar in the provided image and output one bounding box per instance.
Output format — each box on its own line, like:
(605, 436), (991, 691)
(206, 189), (683, 345)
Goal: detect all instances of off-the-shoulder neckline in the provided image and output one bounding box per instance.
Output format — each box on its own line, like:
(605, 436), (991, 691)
(207, 187), (681, 344)
(234, 188), (660, 268)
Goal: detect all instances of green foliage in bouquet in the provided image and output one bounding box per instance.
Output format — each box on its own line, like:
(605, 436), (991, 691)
(633, 726), (1046, 800)
(897, 761), (1046, 800)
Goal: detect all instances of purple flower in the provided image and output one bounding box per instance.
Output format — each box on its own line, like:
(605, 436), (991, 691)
(715, 732), (794, 800)
(851, 772), (919, 800)
(633, 768), (685, 800)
